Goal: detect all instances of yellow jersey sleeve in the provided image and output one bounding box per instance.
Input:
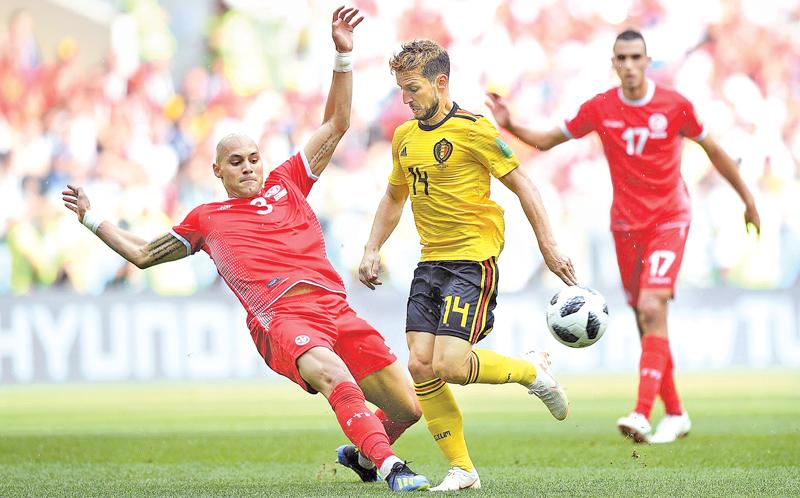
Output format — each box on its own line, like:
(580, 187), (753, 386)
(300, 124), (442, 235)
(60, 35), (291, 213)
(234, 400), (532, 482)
(388, 121), (411, 186)
(468, 118), (520, 178)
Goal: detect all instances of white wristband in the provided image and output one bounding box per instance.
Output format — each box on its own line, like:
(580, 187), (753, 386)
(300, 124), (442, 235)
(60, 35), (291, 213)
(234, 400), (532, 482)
(333, 51), (352, 72)
(81, 210), (104, 234)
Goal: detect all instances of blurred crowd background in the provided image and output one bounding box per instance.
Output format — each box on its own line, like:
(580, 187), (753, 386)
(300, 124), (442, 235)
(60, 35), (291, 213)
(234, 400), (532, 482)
(2, 0), (798, 297)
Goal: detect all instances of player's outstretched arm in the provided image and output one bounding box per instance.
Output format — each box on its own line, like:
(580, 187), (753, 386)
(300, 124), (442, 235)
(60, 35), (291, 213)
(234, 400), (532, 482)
(486, 92), (569, 151)
(303, 6), (364, 177)
(62, 184), (188, 269)
(697, 136), (761, 235)
(359, 182), (409, 290)
(498, 168), (578, 286)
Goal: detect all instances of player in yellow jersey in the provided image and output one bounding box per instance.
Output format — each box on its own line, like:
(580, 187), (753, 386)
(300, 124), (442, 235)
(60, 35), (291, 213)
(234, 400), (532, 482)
(355, 39), (578, 491)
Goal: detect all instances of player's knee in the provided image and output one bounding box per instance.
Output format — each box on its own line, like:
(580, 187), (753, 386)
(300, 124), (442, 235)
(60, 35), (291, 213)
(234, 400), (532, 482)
(408, 404), (422, 422)
(398, 401), (423, 423)
(407, 355), (435, 381)
(432, 358), (468, 385)
(313, 365), (354, 393)
(405, 395), (423, 421)
(636, 295), (666, 327)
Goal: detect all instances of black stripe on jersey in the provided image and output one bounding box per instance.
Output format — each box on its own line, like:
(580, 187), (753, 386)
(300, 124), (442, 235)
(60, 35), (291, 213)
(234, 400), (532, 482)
(454, 106), (483, 122)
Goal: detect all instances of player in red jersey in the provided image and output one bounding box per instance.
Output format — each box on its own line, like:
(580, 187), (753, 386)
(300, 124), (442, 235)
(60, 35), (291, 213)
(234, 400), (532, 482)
(61, 7), (430, 492)
(487, 30), (761, 444)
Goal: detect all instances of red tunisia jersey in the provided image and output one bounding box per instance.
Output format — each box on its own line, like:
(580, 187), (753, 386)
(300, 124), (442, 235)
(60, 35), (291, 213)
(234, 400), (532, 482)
(561, 81), (706, 231)
(171, 151), (345, 329)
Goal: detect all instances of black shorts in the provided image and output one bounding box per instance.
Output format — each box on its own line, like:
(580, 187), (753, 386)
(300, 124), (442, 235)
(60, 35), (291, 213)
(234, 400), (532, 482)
(405, 257), (499, 344)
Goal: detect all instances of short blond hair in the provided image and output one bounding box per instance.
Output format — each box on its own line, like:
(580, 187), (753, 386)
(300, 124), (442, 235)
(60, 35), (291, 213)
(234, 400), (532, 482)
(389, 39), (450, 82)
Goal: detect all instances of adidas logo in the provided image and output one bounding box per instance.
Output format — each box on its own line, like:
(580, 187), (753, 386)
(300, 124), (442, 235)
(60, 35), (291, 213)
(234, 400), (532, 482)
(217, 204), (233, 211)
(400, 146), (407, 157)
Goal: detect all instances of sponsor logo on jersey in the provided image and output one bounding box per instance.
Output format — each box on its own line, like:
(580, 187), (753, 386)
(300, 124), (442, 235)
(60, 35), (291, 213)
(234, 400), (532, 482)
(433, 138), (453, 164)
(495, 137), (513, 158)
(648, 113), (668, 139)
(295, 335), (310, 346)
(217, 204), (233, 211)
(267, 277), (282, 288)
(400, 146), (407, 157)
(602, 119), (625, 128)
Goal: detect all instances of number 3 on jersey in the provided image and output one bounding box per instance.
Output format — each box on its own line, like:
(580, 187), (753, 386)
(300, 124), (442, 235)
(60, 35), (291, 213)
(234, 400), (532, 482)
(250, 196), (273, 215)
(622, 127), (649, 156)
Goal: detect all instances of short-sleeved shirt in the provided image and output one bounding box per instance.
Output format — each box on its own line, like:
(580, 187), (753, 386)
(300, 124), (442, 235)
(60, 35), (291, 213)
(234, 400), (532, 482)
(390, 103), (520, 261)
(171, 151), (346, 330)
(561, 81), (706, 231)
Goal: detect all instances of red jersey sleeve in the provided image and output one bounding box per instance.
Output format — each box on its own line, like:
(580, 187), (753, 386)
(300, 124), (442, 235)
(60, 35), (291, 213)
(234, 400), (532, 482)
(562, 97), (598, 139)
(171, 205), (205, 255)
(679, 97), (707, 141)
(270, 150), (317, 197)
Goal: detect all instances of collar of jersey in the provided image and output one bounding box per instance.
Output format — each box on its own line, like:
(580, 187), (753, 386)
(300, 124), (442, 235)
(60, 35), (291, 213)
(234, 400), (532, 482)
(617, 79), (655, 107)
(418, 102), (459, 131)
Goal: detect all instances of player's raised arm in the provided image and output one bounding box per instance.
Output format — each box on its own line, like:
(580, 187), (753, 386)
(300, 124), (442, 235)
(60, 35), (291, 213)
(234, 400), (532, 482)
(62, 184), (188, 269)
(498, 168), (578, 286)
(302, 6), (363, 177)
(696, 136), (761, 235)
(486, 92), (569, 151)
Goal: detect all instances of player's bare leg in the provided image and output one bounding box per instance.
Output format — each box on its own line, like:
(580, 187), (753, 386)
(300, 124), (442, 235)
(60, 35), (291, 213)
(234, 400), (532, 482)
(360, 361), (422, 439)
(298, 347), (429, 491)
(336, 361), (421, 482)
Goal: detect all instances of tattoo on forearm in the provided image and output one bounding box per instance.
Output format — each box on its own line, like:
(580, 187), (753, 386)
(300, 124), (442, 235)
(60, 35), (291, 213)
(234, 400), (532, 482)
(144, 234), (185, 263)
(309, 134), (340, 171)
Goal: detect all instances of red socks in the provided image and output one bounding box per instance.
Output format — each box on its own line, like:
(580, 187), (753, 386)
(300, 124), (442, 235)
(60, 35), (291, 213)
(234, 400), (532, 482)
(375, 408), (415, 444)
(659, 348), (683, 415)
(327, 382), (394, 469)
(634, 335), (670, 419)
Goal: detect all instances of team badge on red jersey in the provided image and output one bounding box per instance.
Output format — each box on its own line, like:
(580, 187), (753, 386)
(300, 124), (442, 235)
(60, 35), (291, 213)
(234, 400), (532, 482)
(433, 138), (453, 164)
(648, 113), (668, 139)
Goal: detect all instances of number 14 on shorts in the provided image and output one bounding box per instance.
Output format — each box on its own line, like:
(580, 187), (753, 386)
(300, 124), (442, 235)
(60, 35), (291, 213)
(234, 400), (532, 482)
(442, 295), (470, 328)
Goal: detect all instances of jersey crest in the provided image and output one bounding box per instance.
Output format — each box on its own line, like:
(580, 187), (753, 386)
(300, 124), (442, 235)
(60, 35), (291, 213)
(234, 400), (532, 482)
(648, 113), (668, 139)
(433, 138), (453, 165)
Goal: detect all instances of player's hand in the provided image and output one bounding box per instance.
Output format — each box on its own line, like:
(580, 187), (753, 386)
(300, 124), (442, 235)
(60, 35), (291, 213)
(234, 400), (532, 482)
(62, 184), (91, 223)
(541, 245), (578, 286)
(358, 249), (382, 290)
(331, 5), (364, 53)
(744, 201), (761, 237)
(486, 92), (512, 130)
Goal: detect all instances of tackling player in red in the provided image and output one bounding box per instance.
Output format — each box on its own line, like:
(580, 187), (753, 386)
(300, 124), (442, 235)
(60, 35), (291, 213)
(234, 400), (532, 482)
(487, 29), (761, 444)
(62, 7), (430, 491)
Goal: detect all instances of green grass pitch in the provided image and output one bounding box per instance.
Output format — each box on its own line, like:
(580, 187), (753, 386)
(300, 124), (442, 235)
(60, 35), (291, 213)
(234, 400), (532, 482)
(1, 371), (798, 497)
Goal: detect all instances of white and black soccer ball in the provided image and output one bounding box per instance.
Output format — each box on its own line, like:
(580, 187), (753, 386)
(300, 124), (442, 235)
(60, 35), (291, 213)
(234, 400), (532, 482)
(546, 286), (609, 348)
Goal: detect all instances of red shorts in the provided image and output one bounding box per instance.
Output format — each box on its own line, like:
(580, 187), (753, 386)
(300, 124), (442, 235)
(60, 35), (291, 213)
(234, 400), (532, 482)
(248, 289), (396, 393)
(613, 222), (689, 307)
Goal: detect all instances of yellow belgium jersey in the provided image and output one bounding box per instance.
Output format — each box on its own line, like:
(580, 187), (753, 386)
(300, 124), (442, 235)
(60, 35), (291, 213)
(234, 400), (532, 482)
(389, 103), (520, 262)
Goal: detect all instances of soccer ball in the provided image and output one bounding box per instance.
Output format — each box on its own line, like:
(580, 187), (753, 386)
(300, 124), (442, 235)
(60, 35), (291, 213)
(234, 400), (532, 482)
(546, 286), (609, 348)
